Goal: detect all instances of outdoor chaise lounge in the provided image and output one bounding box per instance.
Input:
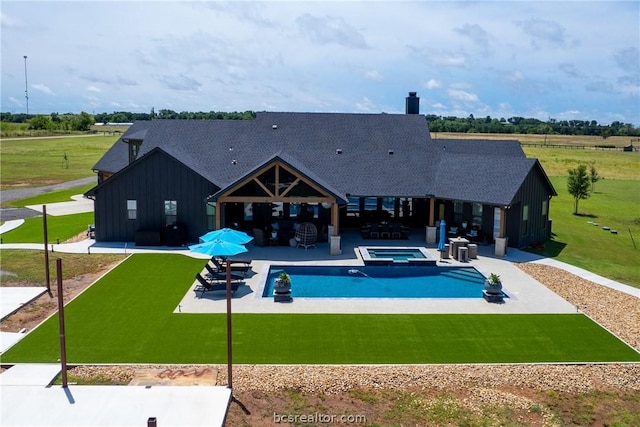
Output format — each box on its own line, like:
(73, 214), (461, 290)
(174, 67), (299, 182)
(204, 264), (244, 282)
(195, 273), (240, 297)
(209, 257), (251, 276)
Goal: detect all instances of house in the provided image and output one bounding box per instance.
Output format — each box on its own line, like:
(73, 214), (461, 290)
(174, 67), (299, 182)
(86, 93), (556, 248)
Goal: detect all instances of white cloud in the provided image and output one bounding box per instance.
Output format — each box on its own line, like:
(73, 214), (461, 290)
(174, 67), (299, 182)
(424, 79), (441, 90)
(363, 70), (383, 81)
(87, 86), (101, 93)
(31, 84), (54, 95)
(296, 14), (368, 49)
(449, 89), (479, 103)
(515, 18), (567, 47)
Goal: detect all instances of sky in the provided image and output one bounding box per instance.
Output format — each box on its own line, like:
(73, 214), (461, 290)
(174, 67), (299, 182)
(1, 1), (639, 125)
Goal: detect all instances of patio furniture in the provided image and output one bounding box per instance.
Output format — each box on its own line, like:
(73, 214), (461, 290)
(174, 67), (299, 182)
(379, 223), (391, 239)
(467, 243), (478, 259)
(369, 224), (380, 239)
(449, 237), (469, 260)
(209, 257), (250, 276)
(195, 273), (240, 297)
(458, 246), (469, 262)
(295, 222), (317, 249)
(252, 228), (268, 246)
(391, 223), (402, 239)
(203, 264), (244, 283)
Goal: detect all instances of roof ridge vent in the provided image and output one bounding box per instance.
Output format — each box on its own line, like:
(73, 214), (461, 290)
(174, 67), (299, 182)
(388, 149), (394, 155)
(272, 124), (278, 129)
(336, 148), (342, 154)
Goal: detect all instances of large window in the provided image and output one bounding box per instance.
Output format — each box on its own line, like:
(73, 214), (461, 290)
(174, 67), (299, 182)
(541, 200), (548, 229)
(164, 200), (177, 225)
(127, 200), (137, 220)
(453, 201), (464, 224)
(472, 203), (483, 228)
(206, 202), (216, 230)
(522, 204), (529, 235)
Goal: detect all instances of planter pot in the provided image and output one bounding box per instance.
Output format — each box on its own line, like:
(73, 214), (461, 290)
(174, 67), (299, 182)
(484, 281), (503, 295)
(274, 280), (291, 293)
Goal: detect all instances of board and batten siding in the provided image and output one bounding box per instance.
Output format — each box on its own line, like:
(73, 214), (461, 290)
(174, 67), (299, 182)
(93, 149), (218, 243)
(507, 163), (554, 247)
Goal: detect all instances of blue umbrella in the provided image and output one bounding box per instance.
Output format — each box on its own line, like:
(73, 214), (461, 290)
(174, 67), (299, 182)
(438, 220), (446, 252)
(199, 228), (253, 245)
(189, 239), (248, 258)
(189, 237), (248, 390)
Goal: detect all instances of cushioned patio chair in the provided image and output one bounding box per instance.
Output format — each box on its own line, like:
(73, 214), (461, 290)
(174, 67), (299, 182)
(195, 273), (240, 297)
(209, 257), (250, 276)
(295, 222), (317, 249)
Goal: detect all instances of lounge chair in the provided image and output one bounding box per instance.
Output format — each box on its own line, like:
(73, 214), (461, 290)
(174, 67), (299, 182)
(195, 273), (240, 297)
(210, 257), (250, 276)
(204, 264), (244, 282)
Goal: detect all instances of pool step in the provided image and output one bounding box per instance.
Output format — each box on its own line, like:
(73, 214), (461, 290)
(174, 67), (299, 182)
(438, 269), (484, 282)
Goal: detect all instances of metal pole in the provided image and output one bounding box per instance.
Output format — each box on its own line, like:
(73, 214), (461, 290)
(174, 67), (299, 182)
(23, 55), (29, 115)
(43, 205), (50, 293)
(56, 258), (68, 388)
(225, 258), (233, 389)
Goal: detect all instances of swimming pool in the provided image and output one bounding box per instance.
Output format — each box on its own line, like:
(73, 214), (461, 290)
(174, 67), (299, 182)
(263, 265), (487, 298)
(359, 246), (437, 265)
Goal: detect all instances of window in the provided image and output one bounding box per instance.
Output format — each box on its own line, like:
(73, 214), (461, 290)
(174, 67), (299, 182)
(164, 200), (177, 225)
(472, 203), (483, 228)
(522, 205), (529, 235)
(453, 201), (463, 224)
(541, 200), (548, 229)
(127, 200), (137, 220)
(206, 202), (216, 230)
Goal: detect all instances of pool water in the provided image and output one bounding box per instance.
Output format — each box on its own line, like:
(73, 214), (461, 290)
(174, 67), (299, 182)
(264, 265), (486, 298)
(368, 249), (425, 260)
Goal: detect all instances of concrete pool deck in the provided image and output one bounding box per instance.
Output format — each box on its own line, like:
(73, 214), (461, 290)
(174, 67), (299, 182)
(175, 233), (576, 314)
(176, 238), (578, 315)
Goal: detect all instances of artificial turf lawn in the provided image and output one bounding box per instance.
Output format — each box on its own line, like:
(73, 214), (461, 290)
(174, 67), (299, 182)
(3, 253), (639, 364)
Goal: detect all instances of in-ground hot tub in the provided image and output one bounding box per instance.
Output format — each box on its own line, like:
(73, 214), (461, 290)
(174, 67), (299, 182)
(358, 246), (437, 265)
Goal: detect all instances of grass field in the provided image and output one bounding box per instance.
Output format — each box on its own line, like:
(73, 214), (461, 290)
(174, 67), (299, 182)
(0, 135), (118, 190)
(0, 212), (94, 244)
(1, 184), (94, 208)
(2, 254), (638, 364)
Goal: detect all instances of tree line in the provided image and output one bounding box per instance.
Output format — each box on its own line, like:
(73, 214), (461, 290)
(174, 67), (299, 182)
(426, 114), (639, 137)
(1, 110), (637, 137)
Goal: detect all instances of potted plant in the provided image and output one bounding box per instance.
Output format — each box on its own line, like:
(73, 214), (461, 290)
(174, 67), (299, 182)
(275, 271), (291, 293)
(485, 273), (503, 295)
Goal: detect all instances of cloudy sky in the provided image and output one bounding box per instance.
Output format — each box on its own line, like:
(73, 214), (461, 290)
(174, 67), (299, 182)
(2, 1), (639, 125)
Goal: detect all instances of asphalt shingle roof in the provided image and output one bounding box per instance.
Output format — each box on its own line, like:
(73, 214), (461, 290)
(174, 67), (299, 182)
(93, 112), (549, 206)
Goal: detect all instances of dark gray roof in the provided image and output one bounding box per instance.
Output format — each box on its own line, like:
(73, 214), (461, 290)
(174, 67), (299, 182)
(92, 112), (552, 206)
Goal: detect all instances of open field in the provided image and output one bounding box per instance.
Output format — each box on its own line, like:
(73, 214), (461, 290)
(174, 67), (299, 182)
(0, 134), (118, 190)
(433, 132), (636, 148)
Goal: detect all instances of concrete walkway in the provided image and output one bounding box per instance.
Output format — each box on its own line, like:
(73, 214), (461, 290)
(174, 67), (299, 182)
(0, 364), (231, 427)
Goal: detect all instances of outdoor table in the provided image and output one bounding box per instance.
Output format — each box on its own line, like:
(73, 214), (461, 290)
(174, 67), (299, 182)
(449, 237), (469, 260)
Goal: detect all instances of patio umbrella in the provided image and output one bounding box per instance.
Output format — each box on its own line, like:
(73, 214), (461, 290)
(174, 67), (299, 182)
(188, 238), (248, 390)
(199, 228), (253, 245)
(188, 239), (248, 258)
(438, 220), (446, 254)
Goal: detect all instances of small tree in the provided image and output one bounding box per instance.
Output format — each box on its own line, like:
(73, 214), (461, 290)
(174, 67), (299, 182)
(567, 164), (591, 214)
(589, 162), (600, 193)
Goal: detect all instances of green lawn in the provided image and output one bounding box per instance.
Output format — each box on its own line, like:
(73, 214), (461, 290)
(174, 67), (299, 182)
(1, 184), (95, 208)
(0, 135), (117, 190)
(3, 254), (638, 364)
(525, 178), (640, 287)
(0, 212), (94, 244)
